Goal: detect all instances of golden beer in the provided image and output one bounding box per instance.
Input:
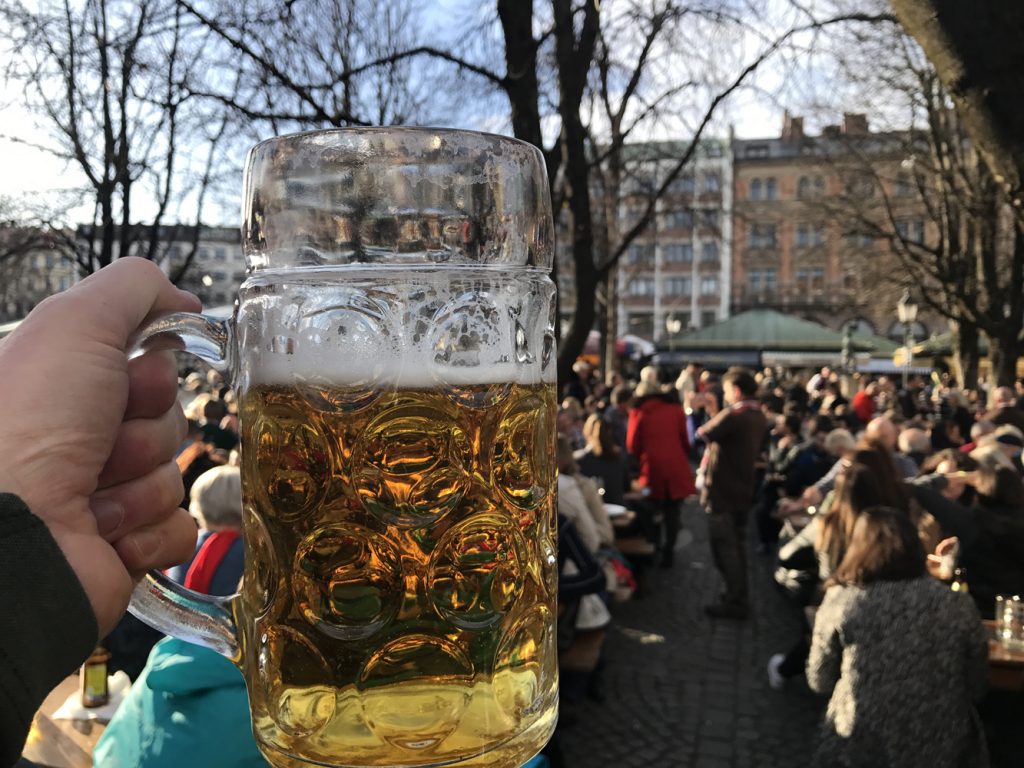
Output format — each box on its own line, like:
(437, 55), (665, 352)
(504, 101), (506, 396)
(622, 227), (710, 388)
(237, 382), (558, 767)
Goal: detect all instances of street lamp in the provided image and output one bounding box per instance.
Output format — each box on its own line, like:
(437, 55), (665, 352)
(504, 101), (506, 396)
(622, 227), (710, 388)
(897, 289), (918, 389)
(665, 314), (683, 355)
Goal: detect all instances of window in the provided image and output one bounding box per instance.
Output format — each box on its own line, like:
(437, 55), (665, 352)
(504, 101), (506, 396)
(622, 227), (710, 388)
(700, 209), (719, 228)
(895, 174), (913, 198)
(663, 243), (693, 263)
(846, 173), (876, 199)
(214, 248), (227, 262)
(700, 275), (719, 296)
(627, 244), (655, 265)
(797, 223), (825, 247)
(911, 220), (925, 243)
(622, 206), (645, 227)
(748, 223), (777, 249)
(745, 144), (770, 159)
(796, 268), (825, 291)
(750, 178), (763, 200)
(765, 177), (778, 200)
(701, 311), (718, 327)
(666, 277), (692, 296)
(747, 269), (776, 292)
(669, 175), (696, 194)
(198, 247), (210, 260)
(798, 175), (826, 199)
(628, 277), (656, 296)
(895, 220), (910, 239)
(663, 209), (694, 229)
(701, 242), (719, 262)
(45, 253), (55, 267)
(703, 172), (721, 193)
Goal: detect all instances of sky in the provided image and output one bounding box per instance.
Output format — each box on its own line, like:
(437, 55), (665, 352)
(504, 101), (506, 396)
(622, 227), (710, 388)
(0, 0), (849, 226)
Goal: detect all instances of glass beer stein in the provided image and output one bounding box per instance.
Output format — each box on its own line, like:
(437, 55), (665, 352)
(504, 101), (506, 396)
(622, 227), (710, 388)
(130, 128), (559, 768)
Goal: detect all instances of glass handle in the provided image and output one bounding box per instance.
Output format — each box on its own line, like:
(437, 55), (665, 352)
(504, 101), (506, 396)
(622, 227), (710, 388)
(126, 311), (240, 660)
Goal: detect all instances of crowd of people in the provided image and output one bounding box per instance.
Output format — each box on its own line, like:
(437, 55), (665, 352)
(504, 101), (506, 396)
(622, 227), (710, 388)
(555, 358), (1024, 767)
(2, 259), (1022, 767)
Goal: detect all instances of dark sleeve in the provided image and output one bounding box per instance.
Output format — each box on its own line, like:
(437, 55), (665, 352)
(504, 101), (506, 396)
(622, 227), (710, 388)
(698, 407), (734, 444)
(905, 477), (978, 547)
(557, 516), (605, 602)
(0, 494), (98, 766)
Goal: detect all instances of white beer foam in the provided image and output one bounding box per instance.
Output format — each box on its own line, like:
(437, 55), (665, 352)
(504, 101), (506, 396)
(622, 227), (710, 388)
(249, 348), (552, 388)
(239, 269), (556, 389)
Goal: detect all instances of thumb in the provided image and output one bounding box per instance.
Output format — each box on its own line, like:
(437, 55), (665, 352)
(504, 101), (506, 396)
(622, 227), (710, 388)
(30, 257), (201, 348)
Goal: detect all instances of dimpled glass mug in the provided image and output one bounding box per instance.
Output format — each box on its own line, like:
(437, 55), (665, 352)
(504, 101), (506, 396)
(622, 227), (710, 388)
(130, 128), (559, 768)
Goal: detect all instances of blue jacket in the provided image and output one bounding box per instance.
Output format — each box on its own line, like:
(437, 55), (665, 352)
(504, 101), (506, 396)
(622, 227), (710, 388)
(93, 638), (264, 767)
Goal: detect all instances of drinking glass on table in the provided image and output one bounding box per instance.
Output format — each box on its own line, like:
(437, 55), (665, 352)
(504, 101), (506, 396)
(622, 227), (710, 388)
(998, 595), (1024, 651)
(127, 128), (559, 768)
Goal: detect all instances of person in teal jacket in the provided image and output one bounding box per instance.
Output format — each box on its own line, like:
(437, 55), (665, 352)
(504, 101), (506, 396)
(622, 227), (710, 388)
(94, 636), (550, 768)
(93, 637), (265, 767)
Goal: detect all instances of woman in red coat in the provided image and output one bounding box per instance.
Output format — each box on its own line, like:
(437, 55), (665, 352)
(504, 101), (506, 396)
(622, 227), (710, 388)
(627, 370), (696, 567)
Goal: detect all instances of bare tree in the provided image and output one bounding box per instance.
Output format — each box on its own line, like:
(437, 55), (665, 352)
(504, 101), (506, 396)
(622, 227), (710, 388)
(803, 18), (1022, 386)
(891, 0), (1024, 227)
(0, 0), (229, 279)
(176, 0), (896, 383)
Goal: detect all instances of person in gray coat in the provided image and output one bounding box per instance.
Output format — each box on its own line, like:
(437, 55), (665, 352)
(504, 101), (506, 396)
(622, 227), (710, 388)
(807, 506), (989, 768)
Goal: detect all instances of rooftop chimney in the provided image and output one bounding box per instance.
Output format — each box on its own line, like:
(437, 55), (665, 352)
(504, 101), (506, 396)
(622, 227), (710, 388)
(842, 113), (868, 136)
(781, 111), (804, 142)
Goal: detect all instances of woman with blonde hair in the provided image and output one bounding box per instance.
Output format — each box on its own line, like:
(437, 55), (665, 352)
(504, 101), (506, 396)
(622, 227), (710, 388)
(166, 465), (245, 597)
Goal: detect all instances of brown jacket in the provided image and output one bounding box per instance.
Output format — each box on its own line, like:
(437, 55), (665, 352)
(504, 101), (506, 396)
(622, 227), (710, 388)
(698, 400), (768, 511)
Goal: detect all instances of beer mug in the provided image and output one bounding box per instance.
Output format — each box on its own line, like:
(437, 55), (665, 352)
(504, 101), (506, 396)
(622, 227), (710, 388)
(129, 128), (559, 768)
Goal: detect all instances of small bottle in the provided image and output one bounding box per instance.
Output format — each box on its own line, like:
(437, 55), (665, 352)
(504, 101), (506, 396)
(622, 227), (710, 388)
(80, 646), (111, 708)
(950, 567), (969, 594)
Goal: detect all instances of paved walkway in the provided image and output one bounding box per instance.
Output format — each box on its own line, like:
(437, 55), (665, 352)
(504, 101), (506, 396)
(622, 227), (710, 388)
(558, 501), (824, 767)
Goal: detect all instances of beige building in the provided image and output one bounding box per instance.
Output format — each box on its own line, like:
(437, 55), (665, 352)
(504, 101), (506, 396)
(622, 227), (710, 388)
(556, 139), (733, 344)
(731, 113), (936, 341)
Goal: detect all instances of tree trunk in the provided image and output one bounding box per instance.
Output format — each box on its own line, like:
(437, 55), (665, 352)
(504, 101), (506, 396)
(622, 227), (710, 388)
(890, 0), (1024, 220)
(551, 0), (600, 387)
(603, 266), (619, 385)
(951, 321), (980, 391)
(988, 329), (1021, 387)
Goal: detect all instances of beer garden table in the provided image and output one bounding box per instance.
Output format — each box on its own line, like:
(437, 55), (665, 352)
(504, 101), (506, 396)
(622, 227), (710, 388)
(985, 620), (1024, 692)
(22, 676), (106, 768)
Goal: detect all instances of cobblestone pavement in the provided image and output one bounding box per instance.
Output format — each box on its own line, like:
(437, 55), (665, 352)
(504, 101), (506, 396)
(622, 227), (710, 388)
(558, 501), (824, 767)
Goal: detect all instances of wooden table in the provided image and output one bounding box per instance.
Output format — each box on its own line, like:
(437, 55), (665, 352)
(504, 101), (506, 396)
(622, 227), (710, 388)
(22, 676), (106, 768)
(985, 620), (1024, 692)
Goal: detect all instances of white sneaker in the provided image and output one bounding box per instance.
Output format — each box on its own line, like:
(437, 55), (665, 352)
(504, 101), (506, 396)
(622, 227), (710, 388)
(767, 653), (786, 690)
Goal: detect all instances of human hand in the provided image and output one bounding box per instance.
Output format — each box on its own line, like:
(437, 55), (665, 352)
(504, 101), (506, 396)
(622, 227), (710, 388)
(775, 497), (805, 518)
(0, 258), (201, 635)
(926, 536), (960, 580)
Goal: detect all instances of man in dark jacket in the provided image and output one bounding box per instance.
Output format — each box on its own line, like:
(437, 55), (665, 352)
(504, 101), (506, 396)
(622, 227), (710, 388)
(697, 368), (769, 619)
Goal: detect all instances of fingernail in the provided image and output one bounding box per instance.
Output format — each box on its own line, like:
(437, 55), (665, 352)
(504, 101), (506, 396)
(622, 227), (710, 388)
(130, 530), (162, 561)
(92, 499), (125, 538)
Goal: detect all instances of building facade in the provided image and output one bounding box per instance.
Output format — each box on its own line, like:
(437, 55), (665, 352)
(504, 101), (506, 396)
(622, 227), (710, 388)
(615, 140), (733, 342)
(553, 140), (734, 343)
(0, 227), (78, 322)
(731, 113), (936, 341)
(0, 224), (245, 323)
